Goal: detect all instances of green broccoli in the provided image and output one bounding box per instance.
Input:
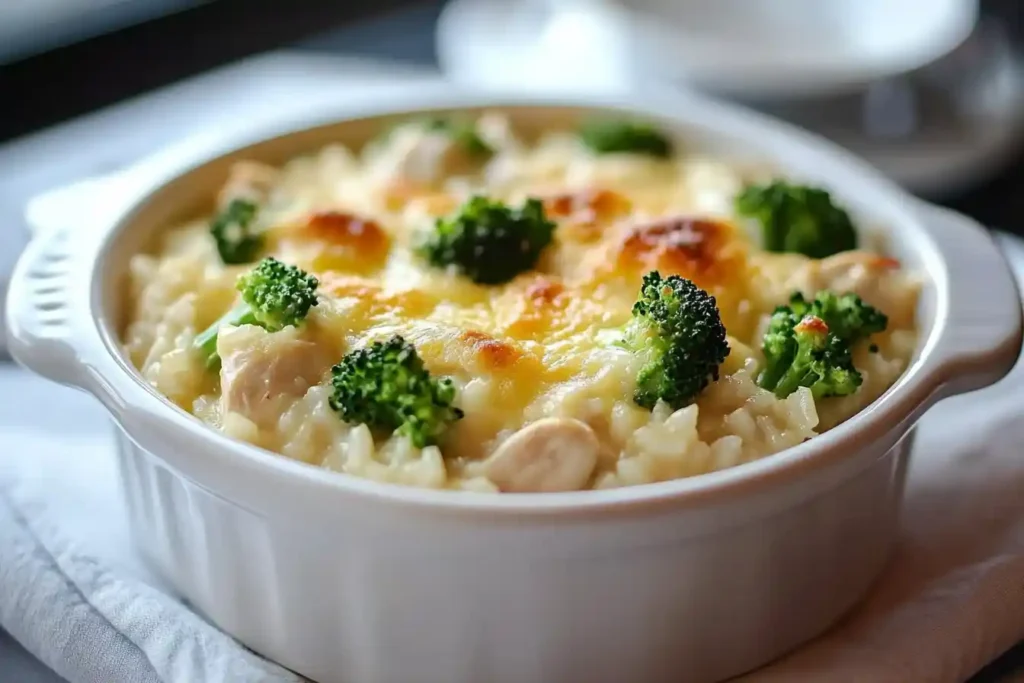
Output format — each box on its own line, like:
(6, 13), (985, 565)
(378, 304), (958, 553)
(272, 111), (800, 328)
(418, 195), (556, 285)
(757, 291), (888, 399)
(757, 314), (862, 399)
(620, 271), (730, 410)
(193, 257), (320, 370)
(784, 291), (888, 343)
(578, 119), (673, 158)
(422, 117), (494, 157)
(329, 335), (464, 448)
(734, 180), (857, 258)
(210, 198), (263, 265)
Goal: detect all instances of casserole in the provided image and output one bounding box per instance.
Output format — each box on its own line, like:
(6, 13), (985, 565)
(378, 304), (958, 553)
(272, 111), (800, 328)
(7, 85), (1021, 683)
(122, 108), (921, 492)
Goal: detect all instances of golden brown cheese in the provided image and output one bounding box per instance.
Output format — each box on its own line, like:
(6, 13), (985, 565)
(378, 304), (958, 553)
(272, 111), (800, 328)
(615, 216), (742, 282)
(270, 210), (391, 274)
(542, 188), (632, 242)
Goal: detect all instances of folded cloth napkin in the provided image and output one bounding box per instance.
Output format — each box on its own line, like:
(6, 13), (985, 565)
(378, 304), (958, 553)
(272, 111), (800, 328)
(0, 426), (304, 683)
(2, 235), (1024, 683)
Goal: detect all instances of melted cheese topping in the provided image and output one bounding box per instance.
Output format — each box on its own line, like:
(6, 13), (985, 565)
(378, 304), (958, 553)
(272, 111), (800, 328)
(123, 115), (921, 491)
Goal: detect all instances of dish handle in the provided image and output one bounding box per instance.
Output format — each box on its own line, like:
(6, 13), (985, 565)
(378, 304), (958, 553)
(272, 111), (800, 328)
(5, 223), (92, 389)
(921, 205), (1023, 398)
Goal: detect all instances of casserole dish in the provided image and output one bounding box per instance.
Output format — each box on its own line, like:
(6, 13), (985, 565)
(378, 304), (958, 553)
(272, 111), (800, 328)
(7, 85), (1022, 683)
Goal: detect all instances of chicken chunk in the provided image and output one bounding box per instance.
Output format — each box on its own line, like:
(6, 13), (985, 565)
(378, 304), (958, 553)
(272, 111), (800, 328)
(218, 325), (330, 427)
(485, 418), (599, 493)
(785, 251), (920, 329)
(372, 127), (482, 188)
(217, 161), (281, 208)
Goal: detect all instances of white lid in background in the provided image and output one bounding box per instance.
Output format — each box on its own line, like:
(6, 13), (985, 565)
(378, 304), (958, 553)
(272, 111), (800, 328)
(440, 0), (979, 100)
(436, 0), (1024, 197)
(619, 0), (979, 99)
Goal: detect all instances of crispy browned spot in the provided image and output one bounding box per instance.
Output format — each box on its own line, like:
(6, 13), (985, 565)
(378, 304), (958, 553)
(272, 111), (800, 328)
(381, 178), (458, 213)
(319, 273), (436, 317)
(874, 256), (901, 270)
(460, 329), (522, 369)
(616, 216), (742, 286)
(795, 315), (829, 335)
(279, 211), (392, 274)
(381, 179), (419, 209)
(544, 188), (631, 220)
(543, 189), (631, 241)
(302, 211), (389, 254)
(417, 193), (459, 216)
(380, 179), (458, 215)
(525, 277), (567, 305)
(490, 274), (619, 346)
(497, 275), (575, 340)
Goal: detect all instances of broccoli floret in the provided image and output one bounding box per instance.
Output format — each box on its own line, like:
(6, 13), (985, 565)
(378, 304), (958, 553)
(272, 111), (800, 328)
(418, 195), (556, 285)
(735, 181), (857, 258)
(621, 271), (730, 410)
(329, 335), (464, 448)
(423, 117), (494, 157)
(578, 119), (673, 158)
(758, 313), (862, 399)
(210, 198), (263, 264)
(784, 291), (888, 343)
(193, 257), (319, 369)
(757, 291), (888, 399)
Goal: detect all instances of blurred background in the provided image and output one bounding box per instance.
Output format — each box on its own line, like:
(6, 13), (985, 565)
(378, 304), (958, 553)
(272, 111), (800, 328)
(1, 0), (1023, 679)
(2, 0), (1024, 214)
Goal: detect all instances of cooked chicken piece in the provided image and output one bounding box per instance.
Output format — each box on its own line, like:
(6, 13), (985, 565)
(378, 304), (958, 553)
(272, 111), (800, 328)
(217, 161), (281, 208)
(475, 112), (518, 149)
(218, 325), (330, 427)
(485, 418), (599, 493)
(374, 128), (481, 188)
(786, 250), (919, 329)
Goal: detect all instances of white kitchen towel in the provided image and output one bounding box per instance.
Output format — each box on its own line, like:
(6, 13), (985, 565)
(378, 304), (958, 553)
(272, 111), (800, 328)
(0, 468), (304, 683)
(1, 234), (1023, 683)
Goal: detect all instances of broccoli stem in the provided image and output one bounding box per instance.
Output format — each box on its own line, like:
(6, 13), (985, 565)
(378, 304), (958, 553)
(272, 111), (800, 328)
(193, 301), (256, 371)
(192, 257), (320, 371)
(769, 338), (825, 398)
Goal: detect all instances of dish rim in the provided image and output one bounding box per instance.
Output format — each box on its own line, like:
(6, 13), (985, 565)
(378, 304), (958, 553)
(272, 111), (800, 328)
(19, 84), (1023, 517)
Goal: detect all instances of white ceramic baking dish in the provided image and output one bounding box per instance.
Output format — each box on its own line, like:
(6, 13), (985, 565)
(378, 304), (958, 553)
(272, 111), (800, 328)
(7, 85), (1022, 683)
